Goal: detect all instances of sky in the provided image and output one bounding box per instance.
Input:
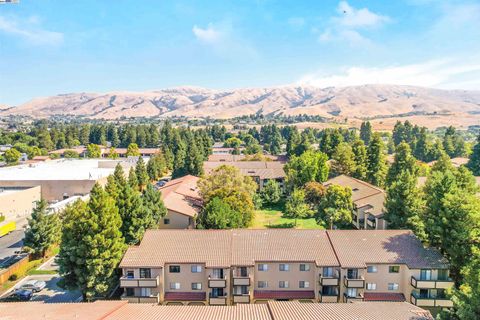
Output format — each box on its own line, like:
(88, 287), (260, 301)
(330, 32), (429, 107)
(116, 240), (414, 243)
(0, 0), (480, 105)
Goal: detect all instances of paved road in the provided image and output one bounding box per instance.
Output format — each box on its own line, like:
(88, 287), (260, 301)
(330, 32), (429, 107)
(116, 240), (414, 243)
(1, 274), (81, 303)
(0, 229), (25, 266)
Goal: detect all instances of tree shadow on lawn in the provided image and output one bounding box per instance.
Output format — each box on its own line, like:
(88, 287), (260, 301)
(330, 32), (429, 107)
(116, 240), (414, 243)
(266, 222), (296, 229)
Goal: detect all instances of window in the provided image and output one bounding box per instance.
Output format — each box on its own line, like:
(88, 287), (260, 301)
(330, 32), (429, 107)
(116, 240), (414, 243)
(169, 265), (180, 273)
(139, 268), (151, 279)
(212, 268), (224, 279)
(420, 269), (432, 280)
(140, 288), (151, 297)
(366, 283), (377, 290)
(164, 218), (170, 225)
(347, 269), (359, 279)
(279, 264), (290, 271)
(191, 265), (202, 273)
(237, 267), (248, 277)
(234, 285), (249, 295)
(258, 281), (268, 288)
(323, 267), (334, 277)
(367, 266), (377, 273)
(299, 281), (310, 288)
(388, 283), (399, 291)
(211, 288), (224, 297)
(321, 286), (338, 296)
(389, 266), (400, 273)
(170, 282), (180, 290)
(300, 264), (310, 271)
(438, 269), (449, 281)
(346, 288), (357, 298)
(279, 281), (289, 288)
(258, 264), (268, 271)
(126, 270), (134, 279)
(191, 282), (202, 290)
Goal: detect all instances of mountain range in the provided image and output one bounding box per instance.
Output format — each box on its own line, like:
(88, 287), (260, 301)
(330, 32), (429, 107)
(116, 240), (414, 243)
(1, 84), (480, 121)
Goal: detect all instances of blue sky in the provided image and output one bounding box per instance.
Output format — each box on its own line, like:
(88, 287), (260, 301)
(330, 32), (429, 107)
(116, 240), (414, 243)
(1, 0), (479, 105)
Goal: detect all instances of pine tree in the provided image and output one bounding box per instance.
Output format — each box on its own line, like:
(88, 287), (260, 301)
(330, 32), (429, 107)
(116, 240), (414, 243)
(384, 171), (426, 239)
(366, 134), (387, 187)
(113, 163), (126, 187)
(128, 167), (139, 190)
(467, 133), (480, 175)
(23, 199), (60, 257)
(352, 139), (368, 180)
(386, 142), (418, 187)
(58, 184), (125, 300)
(142, 184), (167, 226)
(184, 135), (204, 176)
(135, 157), (149, 190)
(331, 142), (356, 176)
(359, 121), (372, 146)
(118, 183), (146, 245)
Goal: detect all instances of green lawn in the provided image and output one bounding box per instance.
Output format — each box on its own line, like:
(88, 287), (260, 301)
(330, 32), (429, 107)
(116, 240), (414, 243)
(251, 202), (324, 229)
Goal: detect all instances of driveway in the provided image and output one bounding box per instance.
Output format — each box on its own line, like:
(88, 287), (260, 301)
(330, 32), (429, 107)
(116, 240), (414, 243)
(0, 229), (25, 267)
(1, 274), (81, 303)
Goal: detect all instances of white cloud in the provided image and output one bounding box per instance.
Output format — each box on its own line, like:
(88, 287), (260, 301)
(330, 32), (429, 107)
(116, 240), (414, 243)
(336, 1), (390, 28)
(297, 59), (480, 89)
(192, 23), (223, 44)
(317, 1), (390, 46)
(192, 21), (257, 59)
(0, 15), (63, 46)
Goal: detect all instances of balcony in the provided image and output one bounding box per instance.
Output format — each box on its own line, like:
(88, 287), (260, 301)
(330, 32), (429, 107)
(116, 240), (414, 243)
(319, 294), (338, 303)
(209, 294), (227, 305)
(233, 294), (250, 304)
(120, 276), (159, 288)
(411, 276), (454, 289)
(343, 276), (365, 288)
(233, 277), (250, 286)
(410, 293), (453, 308)
(343, 293), (364, 303)
(121, 292), (160, 304)
(209, 276), (227, 288)
(320, 276), (339, 286)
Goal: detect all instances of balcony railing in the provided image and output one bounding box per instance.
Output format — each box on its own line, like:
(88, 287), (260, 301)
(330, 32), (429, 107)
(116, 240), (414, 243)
(120, 275), (159, 288)
(320, 275), (339, 286)
(209, 294), (227, 305)
(233, 277), (250, 286)
(343, 276), (365, 288)
(343, 292), (364, 303)
(410, 293), (453, 308)
(319, 293), (339, 303)
(208, 276), (227, 288)
(410, 276), (454, 289)
(233, 294), (250, 304)
(121, 292), (160, 304)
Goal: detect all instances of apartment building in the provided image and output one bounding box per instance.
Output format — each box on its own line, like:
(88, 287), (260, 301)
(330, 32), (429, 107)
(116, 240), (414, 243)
(157, 175), (202, 229)
(324, 175), (387, 230)
(203, 161), (286, 190)
(0, 300), (434, 320)
(119, 229), (453, 310)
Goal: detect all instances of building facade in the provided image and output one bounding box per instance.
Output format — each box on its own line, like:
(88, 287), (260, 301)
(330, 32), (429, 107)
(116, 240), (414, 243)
(119, 229), (453, 309)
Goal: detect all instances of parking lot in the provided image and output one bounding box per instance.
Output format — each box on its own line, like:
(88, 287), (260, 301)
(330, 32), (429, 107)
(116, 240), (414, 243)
(1, 274), (81, 303)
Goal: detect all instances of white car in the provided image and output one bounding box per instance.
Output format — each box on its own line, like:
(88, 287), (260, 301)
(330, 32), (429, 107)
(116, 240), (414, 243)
(16, 280), (46, 293)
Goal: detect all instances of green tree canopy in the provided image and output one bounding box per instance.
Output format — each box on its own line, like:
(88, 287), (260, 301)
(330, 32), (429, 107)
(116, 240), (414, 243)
(285, 150), (329, 190)
(260, 179), (282, 205)
(331, 142), (356, 177)
(199, 197), (242, 229)
(126, 143), (140, 156)
(86, 144), (101, 158)
(316, 185), (353, 229)
(4, 148), (21, 163)
(386, 142), (418, 187)
(366, 134), (387, 187)
(285, 188), (313, 225)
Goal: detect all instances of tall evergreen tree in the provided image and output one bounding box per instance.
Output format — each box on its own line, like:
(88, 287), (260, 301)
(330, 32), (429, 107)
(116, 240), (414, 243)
(23, 199), (60, 257)
(142, 184), (167, 226)
(366, 134), (387, 187)
(351, 139), (368, 180)
(128, 167), (139, 190)
(384, 171), (426, 239)
(331, 142), (356, 176)
(117, 183), (146, 245)
(359, 121), (372, 146)
(58, 184), (125, 300)
(135, 157), (149, 190)
(386, 142), (418, 186)
(467, 133), (480, 175)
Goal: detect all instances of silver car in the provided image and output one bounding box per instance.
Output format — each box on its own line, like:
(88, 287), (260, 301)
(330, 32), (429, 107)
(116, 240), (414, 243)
(16, 280), (46, 292)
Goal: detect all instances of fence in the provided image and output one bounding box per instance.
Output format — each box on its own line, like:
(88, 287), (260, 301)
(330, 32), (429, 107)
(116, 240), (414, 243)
(0, 254), (30, 285)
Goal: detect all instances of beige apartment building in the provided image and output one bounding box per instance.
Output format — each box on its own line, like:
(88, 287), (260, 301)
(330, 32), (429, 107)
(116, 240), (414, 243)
(324, 175), (387, 230)
(157, 175), (202, 229)
(119, 229), (453, 310)
(203, 161), (286, 190)
(0, 186), (41, 222)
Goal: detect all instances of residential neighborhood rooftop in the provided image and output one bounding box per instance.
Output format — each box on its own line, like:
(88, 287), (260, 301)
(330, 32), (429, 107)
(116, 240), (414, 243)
(120, 229), (447, 269)
(158, 175), (202, 218)
(203, 161), (286, 179)
(0, 300), (433, 320)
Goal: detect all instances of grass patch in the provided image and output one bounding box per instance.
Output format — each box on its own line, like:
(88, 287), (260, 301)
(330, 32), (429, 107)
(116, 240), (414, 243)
(251, 202), (324, 229)
(27, 269), (57, 275)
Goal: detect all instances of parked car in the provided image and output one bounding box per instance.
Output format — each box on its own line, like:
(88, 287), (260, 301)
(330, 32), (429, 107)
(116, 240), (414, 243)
(156, 181), (167, 187)
(3, 290), (33, 301)
(16, 280), (46, 292)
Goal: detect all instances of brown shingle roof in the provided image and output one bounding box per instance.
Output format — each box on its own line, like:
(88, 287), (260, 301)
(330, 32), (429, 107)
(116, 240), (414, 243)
(363, 292), (406, 302)
(120, 229), (339, 268)
(203, 161), (286, 179)
(267, 301), (433, 320)
(324, 175), (385, 217)
(327, 230), (449, 269)
(159, 175), (202, 217)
